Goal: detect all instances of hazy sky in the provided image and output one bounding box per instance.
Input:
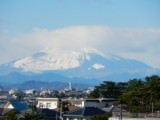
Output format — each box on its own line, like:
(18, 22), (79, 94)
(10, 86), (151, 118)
(0, 0), (160, 67)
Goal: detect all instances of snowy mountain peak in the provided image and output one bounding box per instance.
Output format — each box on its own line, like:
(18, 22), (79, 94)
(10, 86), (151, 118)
(11, 47), (153, 79)
(12, 48), (107, 72)
(1, 47), (158, 83)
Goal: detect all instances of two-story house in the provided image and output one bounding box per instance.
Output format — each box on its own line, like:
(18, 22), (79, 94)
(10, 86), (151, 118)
(36, 98), (59, 109)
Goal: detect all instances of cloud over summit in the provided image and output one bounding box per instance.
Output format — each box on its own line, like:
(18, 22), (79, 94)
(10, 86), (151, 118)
(0, 25), (160, 67)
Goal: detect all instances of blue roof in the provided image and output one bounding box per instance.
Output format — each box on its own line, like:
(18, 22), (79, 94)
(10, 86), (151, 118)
(9, 100), (28, 112)
(64, 107), (106, 117)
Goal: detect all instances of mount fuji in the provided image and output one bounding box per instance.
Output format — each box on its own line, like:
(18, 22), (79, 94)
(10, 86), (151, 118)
(0, 48), (159, 87)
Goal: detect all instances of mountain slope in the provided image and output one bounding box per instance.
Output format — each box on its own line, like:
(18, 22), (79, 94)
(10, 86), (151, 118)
(0, 48), (159, 84)
(12, 48), (105, 71)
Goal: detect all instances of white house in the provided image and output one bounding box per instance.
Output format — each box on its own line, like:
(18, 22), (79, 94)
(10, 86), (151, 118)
(36, 98), (116, 110)
(68, 99), (85, 108)
(9, 89), (18, 95)
(68, 98), (116, 108)
(25, 89), (35, 95)
(36, 98), (59, 109)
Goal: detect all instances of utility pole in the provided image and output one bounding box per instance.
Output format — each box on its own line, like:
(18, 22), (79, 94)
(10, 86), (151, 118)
(60, 99), (63, 120)
(120, 104), (122, 120)
(151, 102), (154, 117)
(152, 102), (154, 113)
(56, 112), (57, 120)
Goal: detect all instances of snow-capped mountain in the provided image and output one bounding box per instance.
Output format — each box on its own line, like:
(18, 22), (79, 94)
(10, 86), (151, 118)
(0, 48), (159, 84)
(12, 48), (125, 72)
(12, 48), (103, 71)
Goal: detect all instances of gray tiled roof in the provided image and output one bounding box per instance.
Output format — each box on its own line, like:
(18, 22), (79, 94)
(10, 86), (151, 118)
(103, 105), (127, 113)
(40, 109), (61, 120)
(64, 107), (106, 117)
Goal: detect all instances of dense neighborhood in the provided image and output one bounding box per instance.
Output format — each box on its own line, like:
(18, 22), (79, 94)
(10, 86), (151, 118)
(0, 75), (160, 120)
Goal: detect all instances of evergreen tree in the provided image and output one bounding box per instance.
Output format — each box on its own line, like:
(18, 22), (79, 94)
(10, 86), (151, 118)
(89, 81), (127, 98)
(0, 110), (18, 120)
(89, 75), (160, 113)
(91, 114), (111, 120)
(19, 111), (43, 120)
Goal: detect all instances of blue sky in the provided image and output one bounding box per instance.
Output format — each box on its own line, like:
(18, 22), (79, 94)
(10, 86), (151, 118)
(1, 0), (160, 34)
(0, 0), (160, 67)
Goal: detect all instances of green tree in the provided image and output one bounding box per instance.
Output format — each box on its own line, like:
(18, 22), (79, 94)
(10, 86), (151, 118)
(145, 75), (160, 111)
(0, 110), (18, 120)
(91, 114), (111, 120)
(89, 75), (160, 113)
(89, 86), (101, 98)
(119, 78), (147, 112)
(19, 111), (43, 120)
(58, 100), (69, 113)
(119, 75), (160, 112)
(89, 81), (127, 98)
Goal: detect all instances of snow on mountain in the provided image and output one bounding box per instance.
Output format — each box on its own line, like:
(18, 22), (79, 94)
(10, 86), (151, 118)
(92, 63), (105, 70)
(12, 48), (110, 72)
(0, 47), (159, 84)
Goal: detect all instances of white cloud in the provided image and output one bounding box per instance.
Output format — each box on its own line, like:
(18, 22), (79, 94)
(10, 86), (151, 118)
(0, 25), (160, 67)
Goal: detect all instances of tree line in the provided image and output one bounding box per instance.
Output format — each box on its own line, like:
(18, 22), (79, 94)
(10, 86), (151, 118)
(89, 75), (160, 113)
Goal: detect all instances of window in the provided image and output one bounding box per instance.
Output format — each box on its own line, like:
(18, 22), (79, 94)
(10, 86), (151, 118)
(39, 103), (43, 108)
(46, 103), (51, 108)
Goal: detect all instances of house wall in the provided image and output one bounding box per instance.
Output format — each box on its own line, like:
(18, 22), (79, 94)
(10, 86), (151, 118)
(68, 99), (115, 108)
(36, 98), (58, 109)
(74, 101), (85, 108)
(6, 104), (14, 109)
(68, 100), (85, 108)
(3, 102), (14, 109)
(37, 100), (58, 109)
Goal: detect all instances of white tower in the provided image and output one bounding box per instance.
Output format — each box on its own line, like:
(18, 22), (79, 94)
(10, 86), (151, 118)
(69, 82), (72, 90)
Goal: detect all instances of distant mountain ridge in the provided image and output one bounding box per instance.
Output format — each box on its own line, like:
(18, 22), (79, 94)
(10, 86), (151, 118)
(0, 80), (92, 90)
(0, 47), (159, 88)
